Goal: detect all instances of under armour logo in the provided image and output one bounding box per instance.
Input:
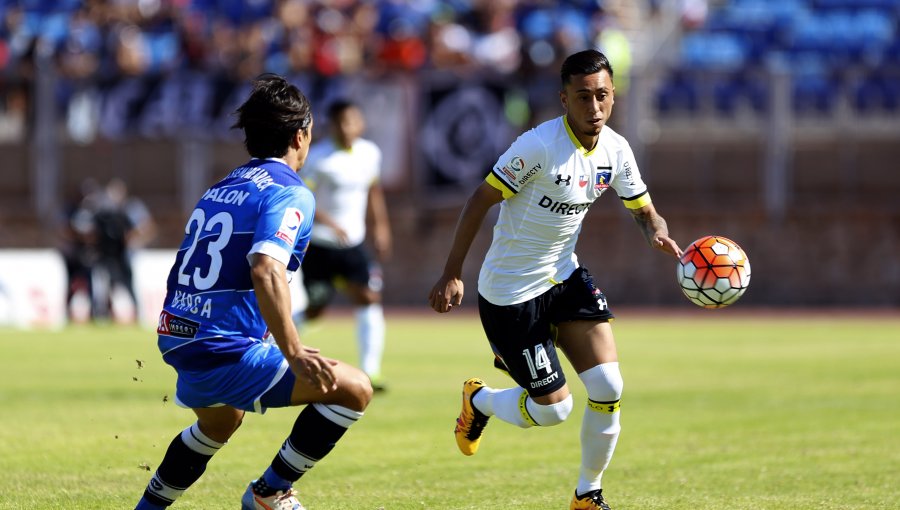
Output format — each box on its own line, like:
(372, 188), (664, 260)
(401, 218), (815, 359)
(555, 174), (571, 186)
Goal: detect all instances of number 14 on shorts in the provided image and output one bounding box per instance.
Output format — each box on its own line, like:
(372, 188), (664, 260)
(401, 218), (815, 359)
(523, 344), (552, 379)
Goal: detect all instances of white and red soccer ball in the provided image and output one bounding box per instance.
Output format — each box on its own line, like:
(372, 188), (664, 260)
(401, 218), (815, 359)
(676, 235), (751, 308)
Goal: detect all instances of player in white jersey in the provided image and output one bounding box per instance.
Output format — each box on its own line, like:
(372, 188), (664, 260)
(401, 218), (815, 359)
(429, 50), (683, 510)
(300, 99), (392, 390)
(134, 75), (372, 510)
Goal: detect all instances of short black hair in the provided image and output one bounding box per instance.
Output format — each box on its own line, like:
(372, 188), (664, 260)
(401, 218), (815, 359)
(560, 49), (614, 87)
(326, 98), (358, 122)
(232, 74), (312, 158)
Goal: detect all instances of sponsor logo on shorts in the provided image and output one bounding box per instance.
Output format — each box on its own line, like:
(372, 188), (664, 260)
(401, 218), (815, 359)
(530, 371), (560, 389)
(157, 310), (200, 338)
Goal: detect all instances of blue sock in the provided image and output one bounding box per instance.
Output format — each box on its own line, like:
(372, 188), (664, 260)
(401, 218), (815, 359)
(135, 497), (166, 510)
(261, 466), (292, 492)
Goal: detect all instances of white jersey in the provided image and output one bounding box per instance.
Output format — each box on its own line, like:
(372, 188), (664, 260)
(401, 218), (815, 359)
(303, 137), (382, 248)
(478, 116), (652, 306)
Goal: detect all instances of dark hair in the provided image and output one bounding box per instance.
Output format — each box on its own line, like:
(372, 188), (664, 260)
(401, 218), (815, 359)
(560, 49), (614, 87)
(326, 98), (358, 122)
(232, 74), (312, 158)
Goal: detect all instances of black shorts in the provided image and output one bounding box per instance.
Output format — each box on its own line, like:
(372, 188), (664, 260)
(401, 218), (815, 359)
(301, 243), (380, 307)
(477, 266), (614, 398)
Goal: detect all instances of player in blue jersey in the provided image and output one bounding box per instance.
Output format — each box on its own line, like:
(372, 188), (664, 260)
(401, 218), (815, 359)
(134, 75), (373, 510)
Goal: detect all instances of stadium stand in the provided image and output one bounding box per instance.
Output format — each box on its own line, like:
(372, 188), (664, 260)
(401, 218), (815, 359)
(0, 1), (897, 306)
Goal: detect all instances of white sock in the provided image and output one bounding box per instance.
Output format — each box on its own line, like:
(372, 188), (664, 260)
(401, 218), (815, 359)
(355, 304), (385, 377)
(472, 386), (534, 428)
(576, 362), (623, 495)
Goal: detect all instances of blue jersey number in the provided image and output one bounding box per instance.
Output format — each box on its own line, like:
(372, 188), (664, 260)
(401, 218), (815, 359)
(177, 209), (234, 290)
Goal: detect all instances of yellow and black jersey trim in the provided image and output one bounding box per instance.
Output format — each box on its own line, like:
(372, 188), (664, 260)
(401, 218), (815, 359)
(620, 190), (651, 210)
(486, 172), (516, 200)
(563, 116), (597, 156)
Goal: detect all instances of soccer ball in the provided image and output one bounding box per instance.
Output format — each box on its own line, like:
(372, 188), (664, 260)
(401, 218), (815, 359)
(676, 235), (751, 308)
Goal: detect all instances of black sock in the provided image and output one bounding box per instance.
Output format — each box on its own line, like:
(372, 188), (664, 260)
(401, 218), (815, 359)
(268, 403), (361, 482)
(141, 423), (223, 506)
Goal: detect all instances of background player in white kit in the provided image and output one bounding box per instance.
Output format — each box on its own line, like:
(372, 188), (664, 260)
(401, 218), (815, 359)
(300, 99), (392, 390)
(134, 75), (372, 510)
(428, 50), (683, 510)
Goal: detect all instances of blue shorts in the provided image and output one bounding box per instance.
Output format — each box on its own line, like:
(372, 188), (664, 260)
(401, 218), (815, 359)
(172, 340), (296, 413)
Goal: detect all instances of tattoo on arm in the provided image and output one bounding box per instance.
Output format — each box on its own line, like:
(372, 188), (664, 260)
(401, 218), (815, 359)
(631, 208), (668, 246)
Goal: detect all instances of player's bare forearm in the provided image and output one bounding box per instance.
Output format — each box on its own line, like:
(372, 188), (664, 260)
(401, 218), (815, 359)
(252, 253), (337, 390)
(250, 253), (302, 356)
(429, 181), (502, 312)
(442, 182), (502, 277)
(630, 204), (683, 257)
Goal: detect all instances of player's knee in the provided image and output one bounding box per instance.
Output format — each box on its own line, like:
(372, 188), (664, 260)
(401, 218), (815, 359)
(579, 362), (623, 403)
(340, 367), (374, 412)
(530, 394), (574, 426)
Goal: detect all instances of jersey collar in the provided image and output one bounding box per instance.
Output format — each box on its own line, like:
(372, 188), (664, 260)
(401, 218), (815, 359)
(249, 157), (302, 183)
(563, 115), (598, 157)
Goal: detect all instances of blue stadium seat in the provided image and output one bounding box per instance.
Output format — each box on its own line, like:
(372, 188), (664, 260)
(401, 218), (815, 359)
(656, 70), (701, 114)
(791, 56), (837, 113)
(854, 71), (900, 112)
(712, 72), (769, 113)
(681, 32), (748, 71)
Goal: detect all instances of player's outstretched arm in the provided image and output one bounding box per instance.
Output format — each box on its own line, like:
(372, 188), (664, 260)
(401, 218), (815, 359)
(428, 181), (503, 313)
(629, 203), (683, 258)
(251, 253), (338, 392)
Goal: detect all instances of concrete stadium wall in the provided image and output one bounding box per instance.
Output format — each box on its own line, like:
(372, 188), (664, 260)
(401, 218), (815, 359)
(1, 138), (897, 307)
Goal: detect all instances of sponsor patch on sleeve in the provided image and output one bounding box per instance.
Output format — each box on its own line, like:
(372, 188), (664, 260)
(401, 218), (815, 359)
(275, 207), (304, 245)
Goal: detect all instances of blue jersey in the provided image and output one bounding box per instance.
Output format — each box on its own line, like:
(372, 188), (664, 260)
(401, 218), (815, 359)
(157, 158), (315, 371)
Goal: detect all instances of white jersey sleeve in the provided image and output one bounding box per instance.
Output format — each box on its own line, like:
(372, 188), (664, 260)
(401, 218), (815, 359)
(486, 129), (548, 199)
(608, 134), (651, 210)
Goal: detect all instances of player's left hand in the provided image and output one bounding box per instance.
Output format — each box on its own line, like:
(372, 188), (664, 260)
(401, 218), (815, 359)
(653, 235), (683, 258)
(290, 346), (339, 393)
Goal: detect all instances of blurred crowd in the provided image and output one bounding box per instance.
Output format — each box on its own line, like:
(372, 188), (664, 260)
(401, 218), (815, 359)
(0, 0), (650, 82)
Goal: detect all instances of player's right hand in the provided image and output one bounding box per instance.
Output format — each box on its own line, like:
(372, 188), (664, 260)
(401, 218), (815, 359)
(290, 346), (339, 393)
(428, 276), (464, 313)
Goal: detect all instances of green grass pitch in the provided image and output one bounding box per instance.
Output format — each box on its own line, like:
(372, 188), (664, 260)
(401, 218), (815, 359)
(0, 310), (898, 509)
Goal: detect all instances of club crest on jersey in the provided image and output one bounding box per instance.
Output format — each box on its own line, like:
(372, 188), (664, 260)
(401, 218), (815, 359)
(595, 170), (612, 190)
(276, 208), (303, 244)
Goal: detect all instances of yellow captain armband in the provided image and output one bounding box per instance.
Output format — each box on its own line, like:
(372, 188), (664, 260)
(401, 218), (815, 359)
(587, 399), (621, 414)
(518, 390), (540, 427)
(486, 173), (516, 200)
(621, 191), (651, 210)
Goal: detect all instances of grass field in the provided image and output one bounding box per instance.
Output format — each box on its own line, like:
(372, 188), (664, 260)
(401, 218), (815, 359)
(0, 309), (898, 509)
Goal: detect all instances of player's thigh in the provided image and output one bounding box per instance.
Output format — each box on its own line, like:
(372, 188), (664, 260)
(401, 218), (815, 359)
(192, 405), (245, 443)
(289, 360), (373, 411)
(338, 245), (379, 305)
(556, 320), (618, 373)
(477, 294), (568, 399)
